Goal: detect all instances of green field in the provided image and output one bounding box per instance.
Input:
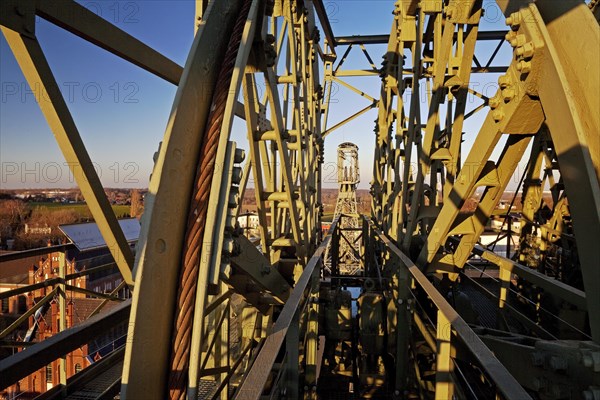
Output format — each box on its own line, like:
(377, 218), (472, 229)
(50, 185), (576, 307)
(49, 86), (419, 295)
(28, 202), (131, 219)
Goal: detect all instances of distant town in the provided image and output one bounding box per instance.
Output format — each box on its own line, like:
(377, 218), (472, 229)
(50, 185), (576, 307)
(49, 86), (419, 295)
(0, 188), (145, 251)
(0, 186), (549, 253)
(0, 187), (371, 252)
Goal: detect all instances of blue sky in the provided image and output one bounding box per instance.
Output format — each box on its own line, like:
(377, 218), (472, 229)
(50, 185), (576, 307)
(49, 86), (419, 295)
(1, 0), (516, 190)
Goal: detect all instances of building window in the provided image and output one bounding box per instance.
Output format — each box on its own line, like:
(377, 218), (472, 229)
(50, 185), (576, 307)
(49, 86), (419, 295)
(75, 363), (82, 374)
(46, 364), (53, 383)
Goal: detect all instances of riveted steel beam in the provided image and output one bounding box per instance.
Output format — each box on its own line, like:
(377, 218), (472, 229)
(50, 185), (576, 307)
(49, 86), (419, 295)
(336, 30), (509, 45)
(531, 1), (600, 342)
(35, 0), (182, 85)
(121, 1), (244, 396)
(230, 235), (292, 303)
(0, 301), (130, 388)
(1, 27), (135, 286)
(312, 0), (336, 54)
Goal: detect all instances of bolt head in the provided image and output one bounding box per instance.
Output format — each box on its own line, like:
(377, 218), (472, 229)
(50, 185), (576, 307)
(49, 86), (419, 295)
(506, 11), (522, 29)
(232, 166), (243, 184)
(220, 262), (231, 278)
(550, 383), (570, 398)
(225, 215), (237, 231)
(517, 42), (535, 59)
(502, 88), (515, 102)
(489, 95), (501, 109)
(583, 352), (600, 372)
(228, 192), (239, 208)
(498, 75), (511, 89)
(493, 110), (505, 122)
(524, 42), (535, 58)
(510, 34), (526, 48)
(223, 238), (236, 255)
(517, 60), (532, 74)
(234, 148), (246, 163)
(261, 264), (271, 275)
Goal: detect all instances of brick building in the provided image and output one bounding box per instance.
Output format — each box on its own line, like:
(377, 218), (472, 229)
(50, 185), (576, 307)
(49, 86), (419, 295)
(0, 247), (130, 399)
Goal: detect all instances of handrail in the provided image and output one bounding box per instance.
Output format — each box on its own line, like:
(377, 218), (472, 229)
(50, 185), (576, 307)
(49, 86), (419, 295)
(234, 216), (339, 400)
(0, 300), (131, 389)
(0, 261), (118, 301)
(0, 243), (75, 263)
(473, 245), (587, 309)
(0, 288), (58, 340)
(368, 219), (532, 400)
(444, 236), (587, 309)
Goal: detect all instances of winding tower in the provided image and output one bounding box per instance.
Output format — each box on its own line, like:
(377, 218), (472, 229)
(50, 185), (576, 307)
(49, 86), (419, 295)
(331, 142), (361, 275)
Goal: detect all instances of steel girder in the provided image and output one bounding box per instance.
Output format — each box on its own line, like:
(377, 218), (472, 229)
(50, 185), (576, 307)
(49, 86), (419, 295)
(1, 0), (326, 398)
(126, 0), (326, 398)
(1, 5), (135, 286)
(370, 0), (599, 334)
(367, 0), (600, 397)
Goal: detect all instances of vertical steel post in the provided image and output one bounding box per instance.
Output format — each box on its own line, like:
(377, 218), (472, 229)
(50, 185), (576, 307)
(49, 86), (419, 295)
(394, 257), (410, 395)
(435, 311), (454, 400)
(219, 299), (230, 400)
(286, 309), (300, 400)
(304, 265), (320, 398)
(499, 267), (511, 310)
(58, 252), (67, 392)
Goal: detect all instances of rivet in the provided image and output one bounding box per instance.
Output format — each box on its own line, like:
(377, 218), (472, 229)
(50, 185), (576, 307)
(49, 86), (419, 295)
(498, 75), (511, 89)
(489, 95), (501, 109)
(506, 11), (522, 29)
(502, 88), (515, 102)
(155, 239), (166, 254)
(493, 110), (504, 122)
(517, 60), (532, 74)
(516, 42), (535, 58)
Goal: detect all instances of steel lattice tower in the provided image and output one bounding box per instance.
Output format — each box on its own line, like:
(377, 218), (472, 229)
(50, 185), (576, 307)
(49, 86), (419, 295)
(331, 142), (361, 275)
